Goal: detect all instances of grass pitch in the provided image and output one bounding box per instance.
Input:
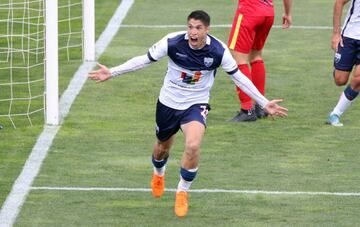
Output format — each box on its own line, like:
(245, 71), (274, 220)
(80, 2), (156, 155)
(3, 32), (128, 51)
(2, 0), (360, 226)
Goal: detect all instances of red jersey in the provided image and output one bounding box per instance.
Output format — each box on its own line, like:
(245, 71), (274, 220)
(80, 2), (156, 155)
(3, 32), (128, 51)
(237, 0), (274, 16)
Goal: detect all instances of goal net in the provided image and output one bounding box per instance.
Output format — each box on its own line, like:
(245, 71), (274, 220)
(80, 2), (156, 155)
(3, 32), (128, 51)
(0, 0), (94, 128)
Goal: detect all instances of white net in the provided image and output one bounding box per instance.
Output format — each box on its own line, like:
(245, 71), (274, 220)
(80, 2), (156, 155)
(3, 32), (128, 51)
(58, 0), (82, 61)
(0, 0), (83, 128)
(0, 0), (45, 128)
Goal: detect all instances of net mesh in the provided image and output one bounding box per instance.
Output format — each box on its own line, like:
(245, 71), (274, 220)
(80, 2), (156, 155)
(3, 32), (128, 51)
(0, 0), (83, 128)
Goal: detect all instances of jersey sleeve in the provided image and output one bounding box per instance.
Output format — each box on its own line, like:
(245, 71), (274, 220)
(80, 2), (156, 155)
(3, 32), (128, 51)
(220, 47), (239, 75)
(109, 54), (152, 77)
(147, 34), (169, 62)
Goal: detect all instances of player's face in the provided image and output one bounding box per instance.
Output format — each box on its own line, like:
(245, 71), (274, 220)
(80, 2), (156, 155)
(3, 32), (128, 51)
(187, 19), (209, 49)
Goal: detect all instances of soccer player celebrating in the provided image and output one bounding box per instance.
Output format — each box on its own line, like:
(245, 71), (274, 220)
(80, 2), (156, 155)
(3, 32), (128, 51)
(327, 0), (360, 126)
(227, 0), (292, 121)
(89, 10), (287, 217)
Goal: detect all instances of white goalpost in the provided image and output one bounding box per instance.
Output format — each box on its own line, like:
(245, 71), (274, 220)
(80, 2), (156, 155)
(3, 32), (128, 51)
(45, 0), (59, 125)
(0, 0), (95, 127)
(83, 0), (95, 62)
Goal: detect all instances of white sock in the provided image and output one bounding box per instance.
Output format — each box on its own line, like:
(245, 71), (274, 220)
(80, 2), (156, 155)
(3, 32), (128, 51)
(153, 165), (166, 177)
(177, 177), (192, 192)
(176, 167), (198, 192)
(331, 92), (352, 117)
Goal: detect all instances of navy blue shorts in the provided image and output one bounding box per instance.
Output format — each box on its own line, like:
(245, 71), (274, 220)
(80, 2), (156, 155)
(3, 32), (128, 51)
(155, 100), (210, 142)
(334, 36), (360, 71)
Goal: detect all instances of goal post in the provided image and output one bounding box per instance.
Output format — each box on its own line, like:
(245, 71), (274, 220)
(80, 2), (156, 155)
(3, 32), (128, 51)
(45, 0), (59, 125)
(45, 0), (95, 125)
(83, 0), (95, 62)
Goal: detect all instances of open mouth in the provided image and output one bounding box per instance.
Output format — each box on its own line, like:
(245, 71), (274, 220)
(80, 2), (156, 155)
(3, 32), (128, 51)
(190, 37), (198, 42)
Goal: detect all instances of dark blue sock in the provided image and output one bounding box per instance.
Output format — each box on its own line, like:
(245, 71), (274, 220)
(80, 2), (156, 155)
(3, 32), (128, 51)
(344, 85), (359, 101)
(152, 155), (168, 168)
(180, 167), (197, 182)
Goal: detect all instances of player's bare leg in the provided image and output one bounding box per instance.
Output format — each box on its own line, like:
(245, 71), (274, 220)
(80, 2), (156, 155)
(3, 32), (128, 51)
(350, 65), (360, 91)
(333, 69), (351, 86)
(328, 67), (359, 126)
(175, 121), (205, 217)
(151, 135), (175, 198)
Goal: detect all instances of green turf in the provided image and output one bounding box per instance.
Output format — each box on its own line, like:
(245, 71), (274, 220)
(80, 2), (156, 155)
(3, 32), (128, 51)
(16, 191), (360, 226)
(2, 0), (360, 226)
(0, 0), (121, 211)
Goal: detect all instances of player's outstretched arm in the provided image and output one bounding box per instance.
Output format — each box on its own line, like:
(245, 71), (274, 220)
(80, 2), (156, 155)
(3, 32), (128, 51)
(88, 63), (112, 83)
(264, 99), (288, 117)
(88, 54), (153, 83)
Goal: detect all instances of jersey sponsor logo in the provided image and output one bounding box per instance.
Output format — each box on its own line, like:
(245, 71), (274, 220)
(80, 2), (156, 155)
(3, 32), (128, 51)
(181, 71), (202, 84)
(204, 57), (214, 67)
(335, 52), (342, 63)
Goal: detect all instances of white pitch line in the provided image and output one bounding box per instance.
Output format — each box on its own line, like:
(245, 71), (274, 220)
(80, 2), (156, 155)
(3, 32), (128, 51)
(30, 186), (360, 197)
(119, 24), (332, 30)
(0, 1), (134, 227)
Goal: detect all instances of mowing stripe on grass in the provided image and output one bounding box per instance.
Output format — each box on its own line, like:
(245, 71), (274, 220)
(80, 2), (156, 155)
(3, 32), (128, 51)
(119, 24), (332, 30)
(0, 1), (134, 226)
(31, 186), (360, 197)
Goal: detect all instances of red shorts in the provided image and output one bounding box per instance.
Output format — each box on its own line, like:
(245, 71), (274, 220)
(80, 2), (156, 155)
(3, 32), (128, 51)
(228, 12), (274, 53)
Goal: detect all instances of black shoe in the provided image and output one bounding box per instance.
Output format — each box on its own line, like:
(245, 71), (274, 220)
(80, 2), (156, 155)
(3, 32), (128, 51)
(228, 109), (257, 122)
(255, 103), (268, 119)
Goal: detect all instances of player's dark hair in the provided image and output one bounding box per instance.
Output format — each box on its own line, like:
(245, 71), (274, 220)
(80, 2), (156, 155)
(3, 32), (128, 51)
(187, 10), (210, 27)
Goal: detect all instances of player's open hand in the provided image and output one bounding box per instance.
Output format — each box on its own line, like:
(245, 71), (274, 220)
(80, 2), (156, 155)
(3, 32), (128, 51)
(88, 63), (112, 83)
(264, 99), (288, 118)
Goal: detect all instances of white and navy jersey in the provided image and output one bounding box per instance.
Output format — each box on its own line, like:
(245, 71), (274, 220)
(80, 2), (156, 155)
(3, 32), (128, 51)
(148, 31), (239, 110)
(342, 0), (360, 40)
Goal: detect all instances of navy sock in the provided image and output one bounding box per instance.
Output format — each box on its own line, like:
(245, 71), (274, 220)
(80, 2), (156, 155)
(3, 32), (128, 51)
(344, 85), (359, 101)
(180, 167), (197, 182)
(152, 155), (168, 168)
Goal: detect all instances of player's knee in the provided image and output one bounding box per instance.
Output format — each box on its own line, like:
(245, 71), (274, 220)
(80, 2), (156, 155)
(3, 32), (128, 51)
(185, 141), (200, 154)
(333, 70), (350, 86)
(249, 56), (263, 63)
(183, 143), (200, 162)
(333, 75), (348, 86)
(334, 79), (347, 86)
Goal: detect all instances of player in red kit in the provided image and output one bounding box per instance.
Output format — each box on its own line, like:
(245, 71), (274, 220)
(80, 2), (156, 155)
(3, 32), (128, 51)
(228, 0), (292, 122)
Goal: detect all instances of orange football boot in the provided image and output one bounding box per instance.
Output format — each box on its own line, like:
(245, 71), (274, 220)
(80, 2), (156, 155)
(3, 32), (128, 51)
(174, 191), (189, 217)
(151, 174), (164, 198)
